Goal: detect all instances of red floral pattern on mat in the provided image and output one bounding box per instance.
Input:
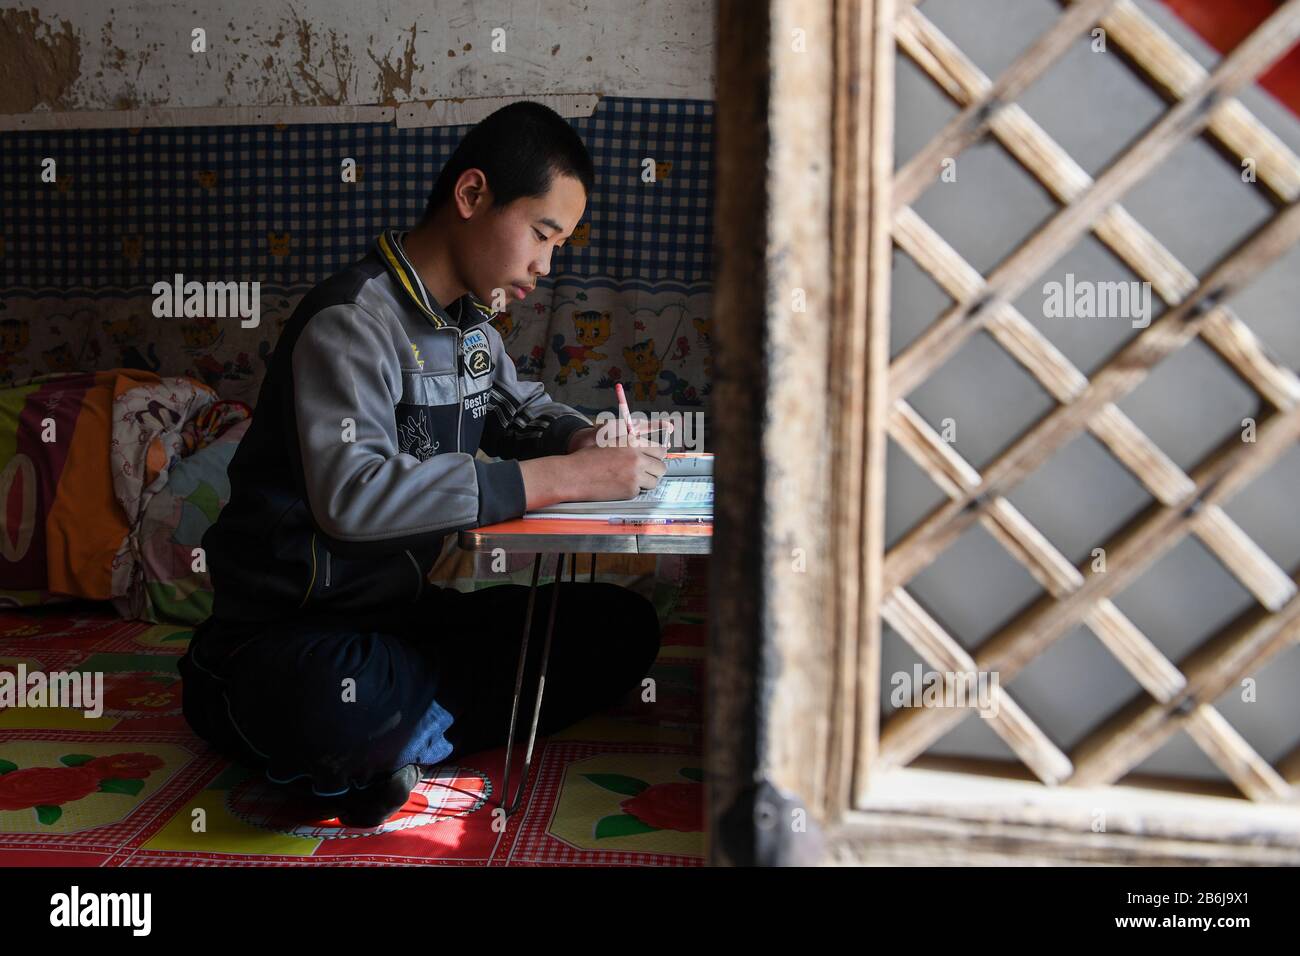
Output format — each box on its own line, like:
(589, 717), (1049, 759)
(0, 555), (710, 863)
(0, 766), (103, 811)
(621, 782), (704, 832)
(0, 751), (165, 824)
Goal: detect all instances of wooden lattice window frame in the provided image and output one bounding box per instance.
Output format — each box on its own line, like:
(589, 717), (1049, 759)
(833, 0), (1300, 863)
(710, 0), (1300, 865)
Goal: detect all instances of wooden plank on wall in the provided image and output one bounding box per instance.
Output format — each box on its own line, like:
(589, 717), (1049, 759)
(828, 0), (895, 818)
(825, 766), (1300, 864)
(855, 0), (897, 815)
(760, 0), (835, 823)
(827, 0), (869, 829)
(709, 0), (773, 868)
(710, 0), (841, 864)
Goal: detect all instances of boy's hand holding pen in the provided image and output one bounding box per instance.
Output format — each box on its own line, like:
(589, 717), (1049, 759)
(566, 382), (672, 451)
(518, 382), (674, 508)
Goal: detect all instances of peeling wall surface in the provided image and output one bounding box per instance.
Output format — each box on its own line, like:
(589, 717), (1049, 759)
(0, 0), (715, 114)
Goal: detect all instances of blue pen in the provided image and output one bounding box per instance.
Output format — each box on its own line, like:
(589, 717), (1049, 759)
(607, 517), (711, 525)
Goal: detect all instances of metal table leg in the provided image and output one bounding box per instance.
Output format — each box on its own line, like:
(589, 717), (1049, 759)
(499, 552), (566, 817)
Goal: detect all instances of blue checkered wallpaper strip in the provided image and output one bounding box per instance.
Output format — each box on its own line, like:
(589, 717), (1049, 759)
(0, 97), (714, 290)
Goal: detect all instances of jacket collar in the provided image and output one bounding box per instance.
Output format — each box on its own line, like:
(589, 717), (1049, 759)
(374, 229), (495, 330)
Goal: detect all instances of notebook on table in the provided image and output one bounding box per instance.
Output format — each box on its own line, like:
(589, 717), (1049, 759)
(522, 453), (714, 521)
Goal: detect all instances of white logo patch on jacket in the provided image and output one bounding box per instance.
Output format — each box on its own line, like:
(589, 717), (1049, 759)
(461, 328), (493, 379)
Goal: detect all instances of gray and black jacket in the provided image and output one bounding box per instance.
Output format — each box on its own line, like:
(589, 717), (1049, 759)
(202, 229), (592, 624)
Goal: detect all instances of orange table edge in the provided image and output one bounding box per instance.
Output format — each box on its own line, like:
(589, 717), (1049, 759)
(459, 517), (713, 555)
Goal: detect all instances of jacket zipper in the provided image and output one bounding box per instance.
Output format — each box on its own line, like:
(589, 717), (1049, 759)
(324, 549), (331, 589)
(405, 549), (422, 602)
(452, 326), (463, 453)
(300, 532), (319, 607)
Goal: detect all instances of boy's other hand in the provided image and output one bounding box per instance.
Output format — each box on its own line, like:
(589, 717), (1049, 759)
(519, 434), (670, 508)
(566, 418), (675, 452)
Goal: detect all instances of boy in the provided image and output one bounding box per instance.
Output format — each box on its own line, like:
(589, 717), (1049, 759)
(179, 101), (668, 827)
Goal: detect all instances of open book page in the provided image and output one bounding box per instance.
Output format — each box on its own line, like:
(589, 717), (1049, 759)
(523, 476), (714, 519)
(664, 453), (713, 477)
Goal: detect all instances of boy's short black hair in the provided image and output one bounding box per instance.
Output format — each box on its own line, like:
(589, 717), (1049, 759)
(424, 100), (595, 220)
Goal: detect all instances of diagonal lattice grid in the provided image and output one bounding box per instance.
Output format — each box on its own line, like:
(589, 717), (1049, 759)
(879, 0), (1300, 800)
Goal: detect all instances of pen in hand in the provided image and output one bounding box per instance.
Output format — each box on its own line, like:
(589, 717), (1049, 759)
(615, 382), (634, 441)
(614, 381), (672, 446)
(607, 517), (710, 525)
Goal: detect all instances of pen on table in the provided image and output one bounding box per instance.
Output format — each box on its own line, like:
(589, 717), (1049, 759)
(607, 517), (711, 525)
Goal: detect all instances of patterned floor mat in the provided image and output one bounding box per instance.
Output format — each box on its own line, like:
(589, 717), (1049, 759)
(0, 556), (708, 867)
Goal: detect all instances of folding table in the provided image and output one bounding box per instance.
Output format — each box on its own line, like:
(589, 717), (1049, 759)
(457, 517), (712, 816)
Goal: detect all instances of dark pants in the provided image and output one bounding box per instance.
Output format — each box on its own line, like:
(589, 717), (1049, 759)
(179, 579), (662, 797)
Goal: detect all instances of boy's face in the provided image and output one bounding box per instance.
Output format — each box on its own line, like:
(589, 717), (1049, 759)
(454, 169), (587, 309)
